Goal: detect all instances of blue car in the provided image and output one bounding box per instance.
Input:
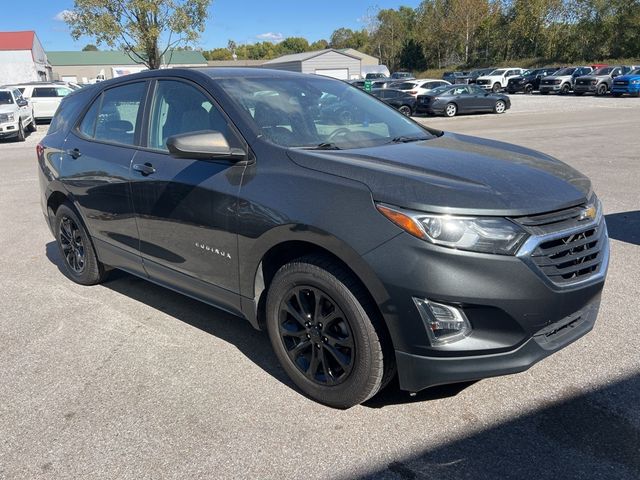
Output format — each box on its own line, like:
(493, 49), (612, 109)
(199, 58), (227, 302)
(611, 68), (640, 96)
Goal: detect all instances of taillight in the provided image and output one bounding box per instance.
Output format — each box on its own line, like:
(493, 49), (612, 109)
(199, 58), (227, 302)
(36, 143), (44, 159)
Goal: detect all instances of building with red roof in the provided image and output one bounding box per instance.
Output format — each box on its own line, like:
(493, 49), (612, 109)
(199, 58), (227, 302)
(0, 31), (51, 84)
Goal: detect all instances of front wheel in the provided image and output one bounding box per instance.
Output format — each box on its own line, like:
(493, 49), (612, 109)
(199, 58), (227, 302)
(560, 83), (571, 95)
(494, 100), (507, 114)
(16, 120), (25, 142)
(266, 256), (390, 408)
(596, 84), (607, 96)
(492, 82), (501, 93)
(54, 203), (107, 285)
(524, 84), (534, 94)
(27, 115), (37, 132)
(444, 103), (457, 117)
(398, 105), (412, 116)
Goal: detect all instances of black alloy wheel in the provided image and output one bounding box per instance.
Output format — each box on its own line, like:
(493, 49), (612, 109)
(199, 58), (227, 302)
(561, 83), (571, 94)
(59, 215), (86, 274)
(524, 84), (534, 94)
(278, 286), (355, 386)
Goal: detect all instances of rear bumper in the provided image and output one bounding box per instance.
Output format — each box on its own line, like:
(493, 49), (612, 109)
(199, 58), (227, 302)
(396, 298), (600, 392)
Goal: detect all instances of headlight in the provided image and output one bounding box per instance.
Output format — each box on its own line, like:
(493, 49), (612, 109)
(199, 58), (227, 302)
(376, 204), (529, 255)
(631, 80), (640, 84)
(554, 79), (562, 85)
(5, 113), (15, 122)
(591, 80), (597, 85)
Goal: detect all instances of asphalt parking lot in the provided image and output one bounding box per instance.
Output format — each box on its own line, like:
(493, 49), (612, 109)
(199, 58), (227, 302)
(1, 94), (639, 479)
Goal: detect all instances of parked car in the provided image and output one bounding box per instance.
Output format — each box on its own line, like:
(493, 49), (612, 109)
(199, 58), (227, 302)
(370, 88), (416, 116)
(506, 67), (561, 94)
(348, 79), (366, 89)
(365, 73), (387, 80)
(4, 82), (74, 120)
(415, 84), (510, 117)
(0, 87), (37, 141)
(574, 66), (632, 96)
(456, 68), (497, 84)
(539, 66), (593, 94)
(442, 71), (468, 84)
(390, 71), (415, 80)
(476, 68), (525, 92)
(39, 68), (609, 408)
(611, 68), (640, 97)
(391, 79), (451, 97)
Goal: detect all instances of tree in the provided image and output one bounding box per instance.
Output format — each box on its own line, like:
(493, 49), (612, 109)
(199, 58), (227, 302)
(279, 37), (310, 54)
(329, 28), (369, 50)
(66, 0), (212, 69)
(310, 39), (329, 50)
(82, 43), (98, 51)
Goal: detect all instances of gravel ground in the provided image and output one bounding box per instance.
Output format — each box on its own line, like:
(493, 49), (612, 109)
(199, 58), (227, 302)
(0, 94), (638, 480)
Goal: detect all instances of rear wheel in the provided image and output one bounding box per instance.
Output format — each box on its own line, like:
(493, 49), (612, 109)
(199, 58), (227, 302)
(266, 256), (390, 408)
(494, 100), (506, 114)
(398, 105), (412, 116)
(444, 103), (457, 117)
(54, 203), (107, 285)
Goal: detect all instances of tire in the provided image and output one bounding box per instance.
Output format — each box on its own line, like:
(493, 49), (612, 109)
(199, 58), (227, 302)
(54, 203), (107, 285)
(398, 105), (412, 116)
(27, 115), (37, 132)
(494, 100), (506, 114)
(16, 120), (25, 142)
(492, 82), (501, 93)
(265, 255), (391, 408)
(560, 83), (570, 95)
(596, 84), (607, 96)
(444, 103), (457, 117)
(524, 84), (534, 94)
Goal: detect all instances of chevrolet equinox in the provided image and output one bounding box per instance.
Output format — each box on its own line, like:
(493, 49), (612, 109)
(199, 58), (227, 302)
(38, 69), (609, 408)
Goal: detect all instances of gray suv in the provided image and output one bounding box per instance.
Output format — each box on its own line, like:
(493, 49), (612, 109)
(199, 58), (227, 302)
(574, 66), (632, 96)
(539, 66), (593, 94)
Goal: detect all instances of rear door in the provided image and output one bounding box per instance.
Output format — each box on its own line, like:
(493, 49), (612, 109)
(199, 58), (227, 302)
(61, 81), (148, 275)
(129, 78), (247, 312)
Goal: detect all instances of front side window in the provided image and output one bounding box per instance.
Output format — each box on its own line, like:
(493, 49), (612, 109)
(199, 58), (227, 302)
(148, 80), (237, 151)
(78, 82), (146, 145)
(218, 76), (434, 149)
(56, 87), (72, 97)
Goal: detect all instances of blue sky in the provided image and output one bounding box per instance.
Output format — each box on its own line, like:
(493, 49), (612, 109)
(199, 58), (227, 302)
(0, 0), (420, 51)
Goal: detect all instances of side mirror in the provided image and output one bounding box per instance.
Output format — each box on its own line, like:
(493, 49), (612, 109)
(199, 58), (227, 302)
(167, 130), (246, 162)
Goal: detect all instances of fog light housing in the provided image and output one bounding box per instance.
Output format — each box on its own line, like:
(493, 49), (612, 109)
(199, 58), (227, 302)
(413, 298), (471, 345)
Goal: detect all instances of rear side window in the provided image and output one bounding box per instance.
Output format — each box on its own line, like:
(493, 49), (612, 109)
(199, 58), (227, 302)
(78, 82), (146, 146)
(32, 88), (58, 98)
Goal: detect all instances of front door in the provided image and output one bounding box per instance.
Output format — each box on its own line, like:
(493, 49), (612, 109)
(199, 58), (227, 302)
(130, 78), (246, 310)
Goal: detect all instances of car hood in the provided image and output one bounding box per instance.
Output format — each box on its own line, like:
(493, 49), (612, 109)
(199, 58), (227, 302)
(0, 105), (18, 114)
(578, 75), (610, 81)
(287, 132), (591, 216)
(543, 75), (571, 81)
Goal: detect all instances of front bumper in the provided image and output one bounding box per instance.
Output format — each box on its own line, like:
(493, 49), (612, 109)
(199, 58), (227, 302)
(574, 84), (598, 93)
(396, 298), (600, 391)
(611, 84), (640, 95)
(0, 121), (20, 137)
(363, 219), (608, 392)
(539, 84), (562, 92)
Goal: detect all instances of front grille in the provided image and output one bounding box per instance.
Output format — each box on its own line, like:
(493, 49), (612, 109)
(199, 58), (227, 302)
(513, 202), (607, 286)
(614, 80), (629, 86)
(0, 113), (10, 123)
(577, 80), (588, 85)
(531, 224), (605, 285)
(476, 79), (490, 85)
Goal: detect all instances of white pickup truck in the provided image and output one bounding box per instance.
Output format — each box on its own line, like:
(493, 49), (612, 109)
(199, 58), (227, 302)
(0, 88), (36, 142)
(476, 68), (524, 92)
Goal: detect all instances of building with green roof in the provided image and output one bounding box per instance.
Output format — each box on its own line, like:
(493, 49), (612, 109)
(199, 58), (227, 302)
(47, 50), (207, 83)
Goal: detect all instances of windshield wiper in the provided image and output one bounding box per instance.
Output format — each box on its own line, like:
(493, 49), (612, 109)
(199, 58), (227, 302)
(296, 142), (342, 150)
(386, 136), (430, 144)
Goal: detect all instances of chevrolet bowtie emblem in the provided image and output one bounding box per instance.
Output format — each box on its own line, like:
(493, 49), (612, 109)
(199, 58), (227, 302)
(579, 204), (597, 221)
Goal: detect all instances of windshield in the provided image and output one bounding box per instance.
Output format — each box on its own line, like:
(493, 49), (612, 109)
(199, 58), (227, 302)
(218, 76), (434, 149)
(592, 67), (614, 75)
(489, 69), (506, 75)
(394, 82), (417, 90)
(554, 68), (576, 76)
(0, 91), (13, 105)
(631, 69), (640, 75)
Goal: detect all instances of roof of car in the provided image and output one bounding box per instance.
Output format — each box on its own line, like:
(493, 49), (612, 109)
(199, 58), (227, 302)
(3, 82), (64, 87)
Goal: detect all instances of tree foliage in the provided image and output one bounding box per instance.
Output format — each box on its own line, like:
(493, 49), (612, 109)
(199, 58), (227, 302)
(66, 0), (211, 69)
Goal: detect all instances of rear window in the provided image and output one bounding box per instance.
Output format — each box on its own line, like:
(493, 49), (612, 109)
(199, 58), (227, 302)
(32, 87), (72, 98)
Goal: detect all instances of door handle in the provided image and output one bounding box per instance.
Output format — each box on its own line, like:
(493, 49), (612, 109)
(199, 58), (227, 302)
(133, 162), (156, 176)
(66, 148), (82, 159)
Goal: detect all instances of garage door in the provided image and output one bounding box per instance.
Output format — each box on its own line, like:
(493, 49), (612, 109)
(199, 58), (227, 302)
(314, 69), (349, 80)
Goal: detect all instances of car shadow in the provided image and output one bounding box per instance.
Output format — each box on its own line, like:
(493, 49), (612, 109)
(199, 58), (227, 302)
(605, 211), (640, 246)
(355, 373), (640, 480)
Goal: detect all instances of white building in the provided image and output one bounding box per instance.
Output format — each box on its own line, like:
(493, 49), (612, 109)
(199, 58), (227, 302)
(0, 31), (51, 84)
(262, 49), (362, 80)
